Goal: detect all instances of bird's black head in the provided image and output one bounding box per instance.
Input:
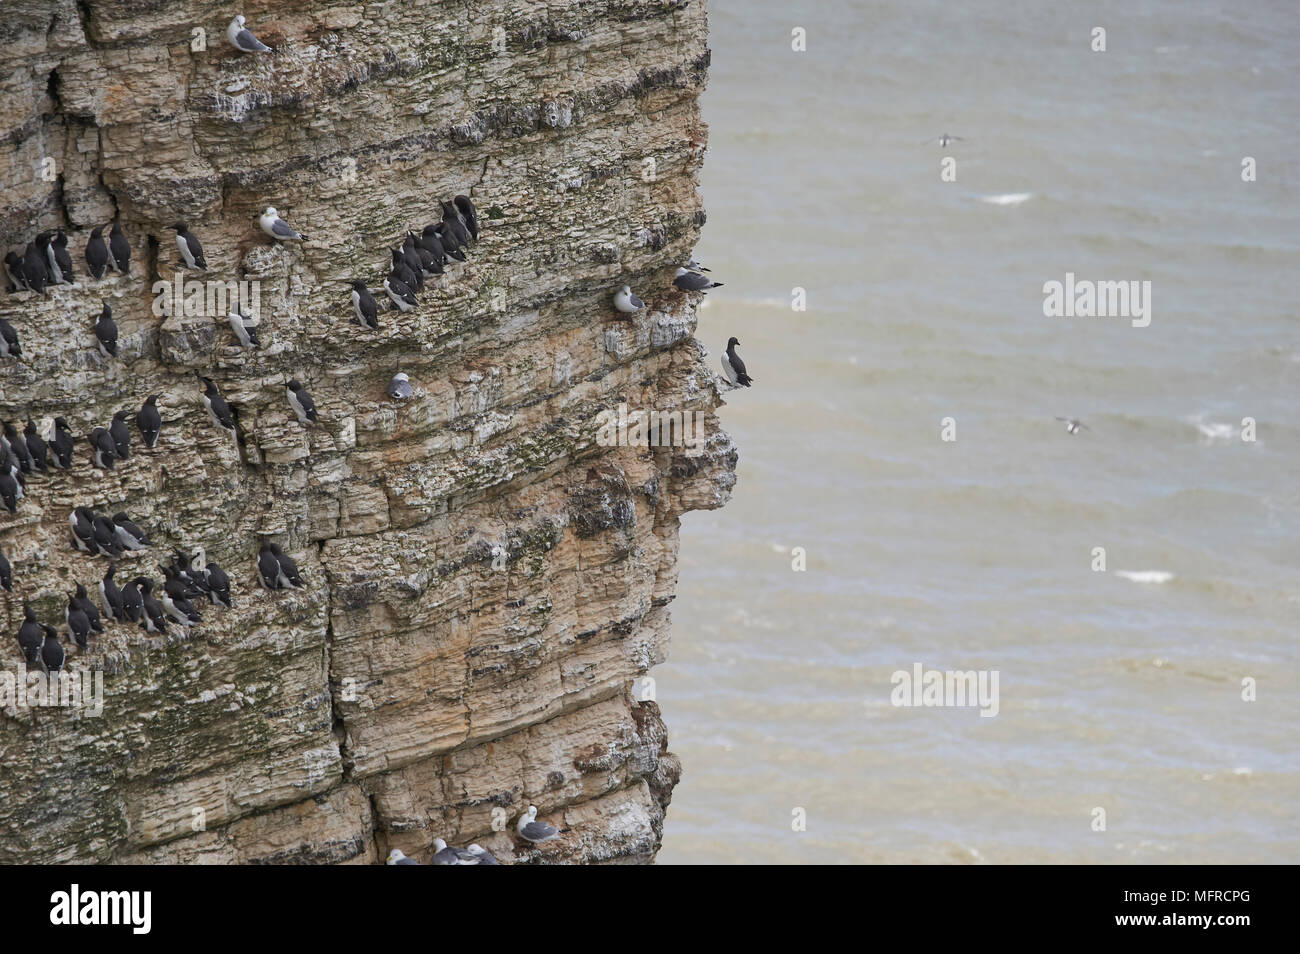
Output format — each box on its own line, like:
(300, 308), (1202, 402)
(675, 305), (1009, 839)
(54, 416), (68, 428)
(170, 222), (187, 233)
(727, 337), (740, 348)
(90, 226), (103, 237)
(145, 394), (158, 405)
(350, 279), (366, 290)
(288, 379), (302, 391)
(100, 302), (111, 316)
(23, 603), (35, 619)
(113, 409), (128, 421)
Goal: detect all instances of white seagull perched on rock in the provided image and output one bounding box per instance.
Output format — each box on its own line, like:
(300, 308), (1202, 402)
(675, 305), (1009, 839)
(260, 207), (306, 241)
(613, 285), (644, 314)
(386, 848), (419, 865)
(674, 267), (724, 293)
(516, 805), (560, 844)
(387, 372), (413, 400)
(227, 15), (272, 53)
(464, 844), (500, 865)
(431, 838), (478, 865)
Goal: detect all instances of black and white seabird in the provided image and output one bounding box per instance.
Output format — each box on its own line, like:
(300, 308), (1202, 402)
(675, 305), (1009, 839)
(407, 233), (440, 276)
(18, 606), (42, 665)
(137, 395), (162, 448)
(101, 565), (125, 621)
(51, 418), (75, 468)
(94, 302), (118, 358)
(4, 251), (27, 291)
(433, 222), (467, 262)
(108, 221), (131, 275)
(199, 376), (235, 431)
(0, 469), (19, 513)
(0, 318), (20, 359)
(66, 596), (91, 650)
(391, 248), (423, 291)
(464, 844), (499, 865)
(440, 201), (472, 250)
(613, 285), (644, 314)
(1055, 417), (1089, 435)
(416, 226), (448, 267)
(136, 578), (169, 634)
(286, 379), (318, 424)
(386, 849), (419, 865)
(257, 542), (283, 590)
(85, 227), (109, 280)
(171, 223), (207, 271)
(227, 15), (272, 52)
(40, 626), (64, 673)
(3, 422), (32, 474)
(453, 195), (479, 241)
(92, 514), (124, 558)
(261, 545), (306, 590)
(400, 236), (431, 281)
(52, 229), (75, 283)
(23, 420), (48, 472)
(228, 308), (259, 348)
(35, 232), (62, 285)
(70, 507), (96, 552)
(0, 548), (10, 591)
(260, 206), (306, 241)
(674, 267), (724, 293)
(120, 578), (144, 624)
(21, 242), (47, 295)
(383, 275), (418, 312)
(348, 280), (379, 329)
(387, 372), (413, 400)
(158, 568), (202, 627)
(721, 336), (753, 388)
(73, 583), (104, 634)
(89, 426), (117, 469)
(204, 559), (232, 608)
(112, 512), (151, 550)
(516, 805), (560, 844)
(109, 410), (131, 459)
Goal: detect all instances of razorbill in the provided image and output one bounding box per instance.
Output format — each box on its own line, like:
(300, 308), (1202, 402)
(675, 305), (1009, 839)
(453, 195), (479, 240)
(120, 578), (144, 624)
(109, 411), (131, 459)
(66, 597), (91, 650)
(136, 578), (169, 634)
(383, 275), (418, 312)
(51, 229), (74, 283)
(70, 507), (96, 552)
(18, 606), (43, 665)
(41, 626), (64, 673)
(112, 512), (151, 550)
(101, 565), (125, 621)
(51, 418), (75, 468)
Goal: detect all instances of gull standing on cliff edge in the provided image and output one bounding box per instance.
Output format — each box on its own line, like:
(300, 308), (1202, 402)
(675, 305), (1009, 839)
(228, 15), (272, 53)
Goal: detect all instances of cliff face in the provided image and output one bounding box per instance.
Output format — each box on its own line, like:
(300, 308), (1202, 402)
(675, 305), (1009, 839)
(0, 0), (732, 864)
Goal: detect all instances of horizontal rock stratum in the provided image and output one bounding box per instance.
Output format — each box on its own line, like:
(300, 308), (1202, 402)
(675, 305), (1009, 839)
(0, 0), (733, 864)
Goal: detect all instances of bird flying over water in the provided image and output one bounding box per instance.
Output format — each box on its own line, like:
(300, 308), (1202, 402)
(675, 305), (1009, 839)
(1055, 417), (1089, 434)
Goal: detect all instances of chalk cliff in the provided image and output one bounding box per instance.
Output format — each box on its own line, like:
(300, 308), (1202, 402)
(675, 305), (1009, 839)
(0, 0), (732, 864)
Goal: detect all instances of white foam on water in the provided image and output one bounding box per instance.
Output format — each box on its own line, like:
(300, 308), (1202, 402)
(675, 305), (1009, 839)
(1115, 570), (1175, 584)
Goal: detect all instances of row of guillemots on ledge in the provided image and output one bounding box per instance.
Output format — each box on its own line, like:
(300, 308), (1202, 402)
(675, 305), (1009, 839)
(0, 12), (748, 864)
